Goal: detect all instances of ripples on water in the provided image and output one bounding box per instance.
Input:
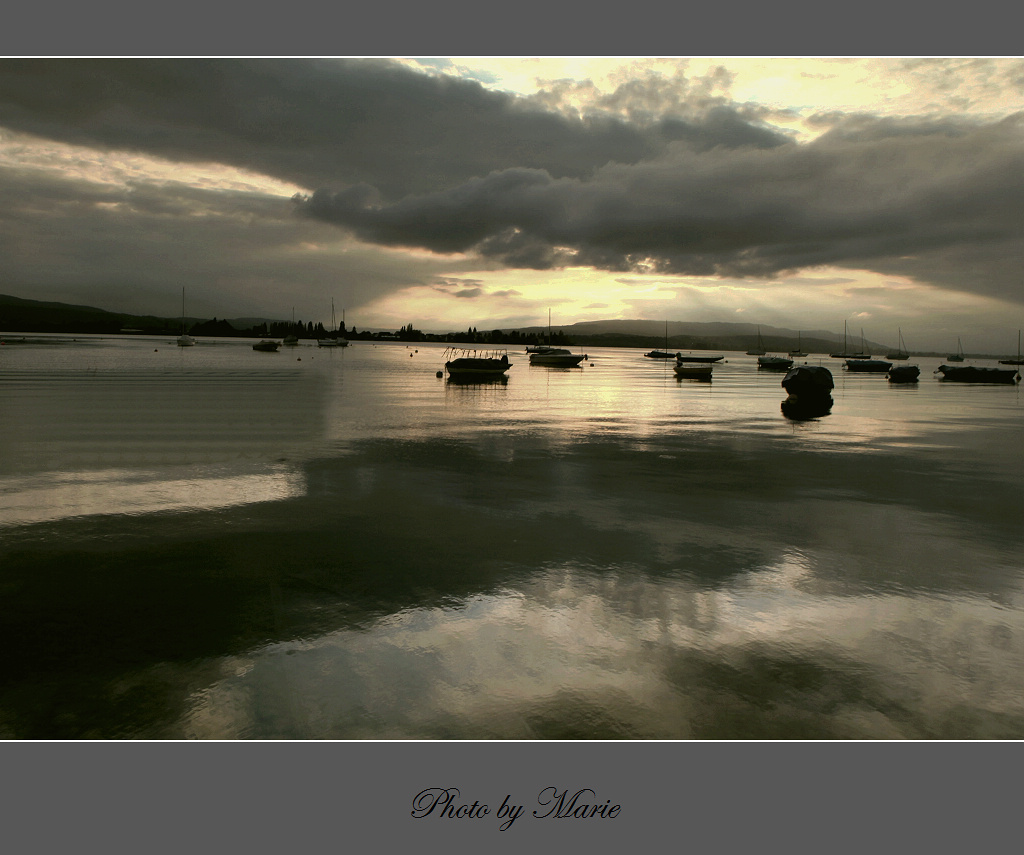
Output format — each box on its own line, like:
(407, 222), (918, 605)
(1, 335), (1022, 738)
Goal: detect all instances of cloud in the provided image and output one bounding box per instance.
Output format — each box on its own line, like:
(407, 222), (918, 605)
(0, 59), (787, 202)
(0, 163), (452, 318)
(299, 113), (1024, 304)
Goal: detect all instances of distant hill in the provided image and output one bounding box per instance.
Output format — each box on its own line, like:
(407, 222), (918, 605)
(1, 293), (907, 354)
(0, 293), (273, 336)
(510, 319), (886, 355)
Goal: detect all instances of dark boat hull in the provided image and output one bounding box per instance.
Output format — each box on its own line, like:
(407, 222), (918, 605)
(446, 358), (511, 375)
(936, 365), (1020, 384)
(845, 359), (892, 373)
(782, 365), (834, 396)
(887, 365), (920, 383)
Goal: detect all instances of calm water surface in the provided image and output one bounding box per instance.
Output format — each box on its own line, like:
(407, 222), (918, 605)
(1, 334), (1022, 738)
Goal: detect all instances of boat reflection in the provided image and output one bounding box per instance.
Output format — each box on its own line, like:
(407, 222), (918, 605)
(445, 373), (510, 386)
(781, 395), (833, 420)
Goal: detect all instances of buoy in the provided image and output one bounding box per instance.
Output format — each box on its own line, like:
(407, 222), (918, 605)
(436, 370), (443, 378)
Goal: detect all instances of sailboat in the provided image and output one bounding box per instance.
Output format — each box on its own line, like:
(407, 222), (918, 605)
(176, 287), (195, 347)
(885, 328), (910, 361)
(999, 330), (1024, 366)
(644, 321), (676, 359)
(746, 325), (766, 356)
(317, 299), (349, 347)
(830, 320), (857, 358)
(788, 331), (807, 357)
(529, 310), (587, 367)
(283, 307), (299, 345)
(851, 328), (872, 359)
(947, 337), (965, 362)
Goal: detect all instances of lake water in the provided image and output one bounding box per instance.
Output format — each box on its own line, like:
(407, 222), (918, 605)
(1, 334), (1022, 739)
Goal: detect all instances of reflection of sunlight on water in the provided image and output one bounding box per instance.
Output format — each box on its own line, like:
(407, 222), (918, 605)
(0, 466), (306, 526)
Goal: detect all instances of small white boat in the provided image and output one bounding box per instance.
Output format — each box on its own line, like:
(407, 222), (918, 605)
(529, 310), (586, 366)
(529, 348), (587, 367)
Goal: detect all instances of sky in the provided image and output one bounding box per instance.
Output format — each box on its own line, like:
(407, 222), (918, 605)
(2, 57), (1024, 353)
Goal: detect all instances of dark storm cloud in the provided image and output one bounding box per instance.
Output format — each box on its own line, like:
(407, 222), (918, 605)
(0, 165), (438, 317)
(299, 114), (1024, 303)
(0, 58), (787, 201)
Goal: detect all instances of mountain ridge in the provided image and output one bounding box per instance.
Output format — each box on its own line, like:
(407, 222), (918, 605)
(0, 292), (921, 354)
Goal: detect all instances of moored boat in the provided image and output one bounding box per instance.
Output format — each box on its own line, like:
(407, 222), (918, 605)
(830, 320), (856, 358)
(176, 287), (195, 347)
(529, 309), (586, 366)
(782, 364), (834, 397)
(844, 358), (893, 373)
(947, 337), (965, 362)
(253, 340), (281, 352)
(935, 364), (1020, 384)
(529, 348), (587, 367)
(318, 299), (349, 347)
(886, 328), (910, 360)
(644, 349), (677, 359)
(780, 364), (833, 419)
(444, 347), (512, 376)
(676, 353), (724, 363)
(788, 331), (807, 357)
(746, 326), (766, 356)
(673, 359), (713, 379)
(887, 364), (920, 383)
(998, 330), (1024, 366)
(757, 355), (793, 371)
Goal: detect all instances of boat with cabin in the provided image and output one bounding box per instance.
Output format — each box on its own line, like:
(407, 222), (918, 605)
(253, 340), (281, 352)
(788, 331), (807, 357)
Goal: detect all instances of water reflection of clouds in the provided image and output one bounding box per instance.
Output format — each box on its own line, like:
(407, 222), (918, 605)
(0, 466), (306, 527)
(177, 559), (1024, 739)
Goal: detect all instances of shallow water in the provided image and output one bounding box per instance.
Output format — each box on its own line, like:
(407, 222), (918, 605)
(1, 334), (1022, 738)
